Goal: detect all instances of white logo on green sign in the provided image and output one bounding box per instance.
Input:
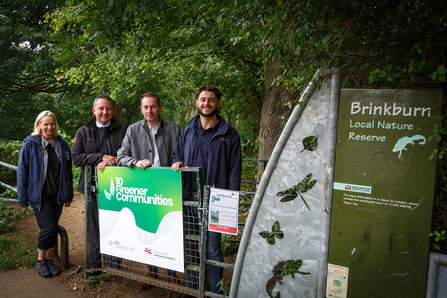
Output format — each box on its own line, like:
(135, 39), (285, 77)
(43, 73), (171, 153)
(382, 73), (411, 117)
(103, 176), (173, 206)
(392, 135), (426, 158)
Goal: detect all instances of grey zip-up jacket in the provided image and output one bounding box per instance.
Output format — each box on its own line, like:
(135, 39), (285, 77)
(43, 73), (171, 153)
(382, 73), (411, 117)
(117, 118), (180, 167)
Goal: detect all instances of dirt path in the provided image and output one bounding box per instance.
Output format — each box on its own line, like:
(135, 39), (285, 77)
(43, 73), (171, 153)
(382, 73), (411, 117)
(0, 269), (83, 298)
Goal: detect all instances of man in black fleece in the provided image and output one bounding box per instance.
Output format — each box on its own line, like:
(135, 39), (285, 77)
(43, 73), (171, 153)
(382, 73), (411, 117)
(72, 94), (127, 272)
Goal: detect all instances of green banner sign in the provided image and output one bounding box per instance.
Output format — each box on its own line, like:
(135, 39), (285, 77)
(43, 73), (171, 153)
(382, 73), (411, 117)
(328, 89), (442, 297)
(98, 167), (184, 272)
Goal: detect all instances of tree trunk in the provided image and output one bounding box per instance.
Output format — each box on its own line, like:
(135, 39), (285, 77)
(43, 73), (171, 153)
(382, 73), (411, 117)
(257, 59), (293, 180)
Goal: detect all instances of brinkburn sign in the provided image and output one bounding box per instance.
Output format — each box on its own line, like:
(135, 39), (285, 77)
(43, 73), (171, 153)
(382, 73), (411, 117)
(328, 89), (442, 298)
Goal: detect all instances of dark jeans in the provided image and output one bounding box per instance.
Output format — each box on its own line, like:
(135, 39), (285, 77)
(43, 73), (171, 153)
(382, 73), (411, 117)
(33, 194), (63, 250)
(184, 199), (223, 293)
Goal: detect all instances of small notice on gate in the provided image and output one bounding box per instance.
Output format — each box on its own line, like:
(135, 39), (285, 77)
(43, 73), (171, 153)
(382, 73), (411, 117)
(208, 188), (239, 235)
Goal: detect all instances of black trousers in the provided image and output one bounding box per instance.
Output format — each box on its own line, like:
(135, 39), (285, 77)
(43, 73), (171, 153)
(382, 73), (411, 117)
(33, 194), (63, 250)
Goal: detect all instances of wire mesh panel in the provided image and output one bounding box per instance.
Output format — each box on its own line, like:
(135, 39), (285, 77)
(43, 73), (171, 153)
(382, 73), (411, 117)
(100, 199), (202, 297)
(87, 166), (204, 297)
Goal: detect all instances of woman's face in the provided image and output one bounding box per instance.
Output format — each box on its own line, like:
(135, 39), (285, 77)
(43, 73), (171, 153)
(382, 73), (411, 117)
(39, 116), (57, 140)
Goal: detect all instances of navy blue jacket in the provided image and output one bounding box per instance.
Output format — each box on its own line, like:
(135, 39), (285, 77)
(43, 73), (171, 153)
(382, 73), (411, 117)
(17, 135), (74, 209)
(173, 115), (242, 199)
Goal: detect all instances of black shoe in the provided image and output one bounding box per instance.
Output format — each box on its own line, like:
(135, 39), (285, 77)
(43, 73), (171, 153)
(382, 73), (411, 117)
(35, 260), (51, 278)
(46, 259), (61, 276)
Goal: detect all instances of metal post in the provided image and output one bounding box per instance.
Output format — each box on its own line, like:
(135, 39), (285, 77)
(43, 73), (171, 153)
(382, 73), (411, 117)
(199, 184), (210, 298)
(84, 166), (93, 279)
(317, 68), (341, 297)
(197, 167), (203, 224)
(57, 225), (69, 270)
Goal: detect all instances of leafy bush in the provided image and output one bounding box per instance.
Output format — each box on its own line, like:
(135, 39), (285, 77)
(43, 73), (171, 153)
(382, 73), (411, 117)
(0, 139), (22, 187)
(0, 189), (17, 200)
(0, 203), (16, 232)
(429, 230), (446, 250)
(59, 130), (81, 191)
(241, 160), (258, 193)
(222, 233), (240, 255)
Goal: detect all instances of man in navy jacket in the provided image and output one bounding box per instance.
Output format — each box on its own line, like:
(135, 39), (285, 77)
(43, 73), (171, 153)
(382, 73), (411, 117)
(172, 85), (242, 295)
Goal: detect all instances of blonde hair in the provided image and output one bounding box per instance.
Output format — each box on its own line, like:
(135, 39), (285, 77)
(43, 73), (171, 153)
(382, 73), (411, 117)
(31, 111), (60, 137)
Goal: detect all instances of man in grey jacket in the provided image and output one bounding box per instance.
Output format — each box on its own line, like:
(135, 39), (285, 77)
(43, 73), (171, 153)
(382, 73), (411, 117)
(117, 92), (180, 169)
(117, 91), (180, 288)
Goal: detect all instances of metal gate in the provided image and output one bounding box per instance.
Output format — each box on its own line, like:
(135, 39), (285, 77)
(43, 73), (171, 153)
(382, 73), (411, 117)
(84, 165), (253, 297)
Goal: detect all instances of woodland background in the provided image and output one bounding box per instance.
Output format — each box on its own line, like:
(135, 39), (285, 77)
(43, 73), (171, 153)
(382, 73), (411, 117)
(1, 0), (447, 251)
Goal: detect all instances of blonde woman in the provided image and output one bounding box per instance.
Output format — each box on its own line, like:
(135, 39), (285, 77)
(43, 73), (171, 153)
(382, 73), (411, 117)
(17, 111), (73, 277)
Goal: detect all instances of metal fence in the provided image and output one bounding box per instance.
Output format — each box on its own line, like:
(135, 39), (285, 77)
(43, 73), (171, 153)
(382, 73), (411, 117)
(0, 160), (18, 203)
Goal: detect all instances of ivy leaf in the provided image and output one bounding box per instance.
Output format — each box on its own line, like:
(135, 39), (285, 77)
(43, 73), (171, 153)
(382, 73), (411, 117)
(431, 72), (438, 80)
(321, 34), (331, 45)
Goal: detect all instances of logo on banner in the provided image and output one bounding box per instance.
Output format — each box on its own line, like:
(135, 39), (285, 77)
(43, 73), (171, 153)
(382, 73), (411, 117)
(104, 178), (116, 200)
(102, 177), (174, 206)
(144, 248), (152, 254)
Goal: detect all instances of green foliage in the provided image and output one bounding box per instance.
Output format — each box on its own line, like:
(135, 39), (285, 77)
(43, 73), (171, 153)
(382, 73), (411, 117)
(86, 274), (111, 286)
(86, 273), (111, 297)
(267, 259), (310, 298)
(0, 202), (37, 270)
(0, 235), (37, 270)
(0, 139), (22, 186)
(224, 0), (447, 102)
(0, 189), (18, 200)
(429, 230), (446, 250)
(0, 202), (16, 232)
(45, 0), (262, 150)
(217, 279), (230, 297)
(221, 233), (240, 255)
(59, 131), (81, 191)
(274, 259), (306, 279)
(259, 220), (284, 245)
(0, 0), (88, 140)
(0, 236), (15, 270)
(301, 135), (319, 152)
(241, 160), (258, 192)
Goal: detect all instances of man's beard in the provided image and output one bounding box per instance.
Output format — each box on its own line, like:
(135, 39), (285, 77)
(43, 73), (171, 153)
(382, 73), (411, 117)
(197, 107), (218, 117)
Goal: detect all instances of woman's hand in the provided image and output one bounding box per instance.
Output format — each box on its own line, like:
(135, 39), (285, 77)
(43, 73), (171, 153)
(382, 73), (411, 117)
(65, 202), (71, 207)
(21, 206), (28, 212)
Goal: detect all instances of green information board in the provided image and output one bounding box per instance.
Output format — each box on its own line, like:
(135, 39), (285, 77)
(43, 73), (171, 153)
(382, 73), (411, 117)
(328, 89), (442, 298)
